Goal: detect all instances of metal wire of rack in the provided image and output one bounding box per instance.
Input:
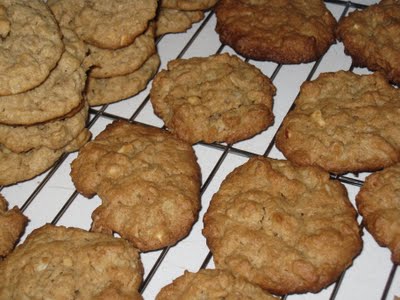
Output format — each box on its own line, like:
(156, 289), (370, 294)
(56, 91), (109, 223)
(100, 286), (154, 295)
(1, 0), (399, 299)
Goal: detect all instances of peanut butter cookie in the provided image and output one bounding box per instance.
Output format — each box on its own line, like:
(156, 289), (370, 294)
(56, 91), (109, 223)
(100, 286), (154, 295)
(160, 0), (218, 10)
(156, 8), (205, 37)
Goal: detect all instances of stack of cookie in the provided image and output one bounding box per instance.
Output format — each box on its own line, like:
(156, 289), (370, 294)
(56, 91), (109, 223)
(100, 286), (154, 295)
(0, 0), (90, 186)
(48, 0), (160, 106)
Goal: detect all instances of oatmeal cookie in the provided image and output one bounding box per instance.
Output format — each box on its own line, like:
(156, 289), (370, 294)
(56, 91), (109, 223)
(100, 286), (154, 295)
(0, 128), (90, 186)
(150, 53), (275, 144)
(0, 28), (87, 125)
(276, 71), (400, 174)
(356, 163), (400, 264)
(156, 269), (278, 300)
(215, 0), (337, 63)
(86, 54), (160, 106)
(0, 0), (63, 96)
(156, 8), (205, 36)
(336, 0), (400, 85)
(48, 0), (158, 49)
(0, 194), (27, 258)
(70, 121), (201, 252)
(203, 157), (362, 295)
(160, 0), (218, 10)
(0, 224), (143, 299)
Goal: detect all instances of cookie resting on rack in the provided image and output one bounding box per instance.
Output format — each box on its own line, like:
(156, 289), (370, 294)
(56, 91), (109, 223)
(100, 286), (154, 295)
(356, 163), (400, 264)
(156, 269), (278, 300)
(150, 53), (275, 144)
(155, 8), (205, 37)
(70, 120), (201, 252)
(276, 71), (400, 174)
(203, 157), (362, 295)
(336, 0), (400, 85)
(214, 0), (337, 63)
(0, 224), (143, 299)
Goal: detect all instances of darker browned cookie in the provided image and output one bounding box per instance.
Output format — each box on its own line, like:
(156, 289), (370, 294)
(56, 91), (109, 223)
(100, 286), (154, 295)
(0, 224), (144, 299)
(356, 163), (400, 264)
(336, 0), (400, 85)
(276, 71), (400, 174)
(214, 0), (337, 63)
(203, 157), (362, 295)
(70, 120), (201, 252)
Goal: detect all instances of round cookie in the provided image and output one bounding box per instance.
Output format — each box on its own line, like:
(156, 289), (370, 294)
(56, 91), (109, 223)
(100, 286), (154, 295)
(156, 269), (278, 300)
(156, 8), (205, 37)
(0, 27), (87, 125)
(160, 0), (218, 10)
(336, 0), (400, 85)
(86, 54), (160, 106)
(275, 71), (400, 174)
(0, 224), (143, 299)
(70, 120), (201, 252)
(0, 0), (64, 96)
(0, 128), (90, 186)
(150, 53), (275, 144)
(84, 24), (156, 78)
(214, 0), (337, 63)
(356, 163), (400, 264)
(0, 194), (28, 258)
(48, 0), (158, 49)
(203, 157), (362, 295)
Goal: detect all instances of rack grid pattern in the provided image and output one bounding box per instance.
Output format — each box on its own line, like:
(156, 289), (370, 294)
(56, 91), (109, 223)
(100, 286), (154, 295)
(1, 1), (399, 299)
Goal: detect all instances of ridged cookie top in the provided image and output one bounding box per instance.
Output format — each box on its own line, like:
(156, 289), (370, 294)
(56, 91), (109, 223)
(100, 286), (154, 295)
(156, 269), (278, 300)
(0, 224), (143, 299)
(215, 0), (337, 63)
(276, 71), (400, 174)
(71, 121), (201, 251)
(336, 0), (400, 85)
(203, 157), (362, 295)
(356, 163), (400, 264)
(150, 53), (275, 144)
(0, 0), (63, 95)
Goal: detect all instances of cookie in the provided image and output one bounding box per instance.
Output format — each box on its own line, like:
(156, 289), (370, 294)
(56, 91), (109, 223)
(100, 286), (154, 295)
(86, 54), (160, 106)
(275, 71), (400, 174)
(70, 120), (201, 252)
(0, 101), (88, 153)
(150, 53), (275, 144)
(214, 0), (337, 63)
(203, 157), (362, 295)
(156, 269), (278, 300)
(160, 0), (218, 10)
(84, 24), (156, 78)
(0, 224), (143, 299)
(0, 194), (28, 258)
(0, 27), (87, 125)
(336, 0), (400, 85)
(356, 163), (400, 264)
(0, 0), (64, 96)
(156, 8), (205, 37)
(0, 128), (90, 186)
(48, 0), (158, 49)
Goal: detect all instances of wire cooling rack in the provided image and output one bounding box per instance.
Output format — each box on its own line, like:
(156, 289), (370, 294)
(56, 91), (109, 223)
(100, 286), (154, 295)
(1, 1), (399, 299)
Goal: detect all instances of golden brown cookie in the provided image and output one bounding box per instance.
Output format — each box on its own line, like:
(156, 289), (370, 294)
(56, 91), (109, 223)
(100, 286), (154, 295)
(336, 0), (400, 85)
(276, 71), (400, 174)
(203, 157), (362, 295)
(86, 54), (160, 106)
(156, 8), (205, 37)
(0, 128), (90, 186)
(156, 269), (278, 300)
(48, 0), (158, 49)
(0, 194), (28, 258)
(356, 163), (400, 264)
(214, 0), (337, 63)
(70, 121), (201, 252)
(0, 27), (87, 125)
(0, 224), (143, 299)
(150, 53), (275, 144)
(0, 0), (64, 96)
(160, 0), (218, 10)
